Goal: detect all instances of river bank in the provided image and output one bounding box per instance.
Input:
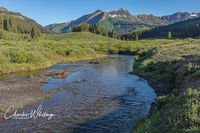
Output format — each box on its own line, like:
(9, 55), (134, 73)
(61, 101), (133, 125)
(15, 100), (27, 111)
(0, 55), (156, 133)
(132, 42), (200, 133)
(0, 56), (112, 122)
(0, 54), (108, 76)
(0, 75), (49, 121)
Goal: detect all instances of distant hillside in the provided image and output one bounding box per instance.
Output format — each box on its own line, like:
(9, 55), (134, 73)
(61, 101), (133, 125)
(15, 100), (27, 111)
(46, 9), (200, 34)
(46, 8), (169, 33)
(0, 7), (52, 34)
(140, 17), (200, 39)
(45, 22), (70, 33)
(161, 12), (200, 23)
(0, 7), (10, 13)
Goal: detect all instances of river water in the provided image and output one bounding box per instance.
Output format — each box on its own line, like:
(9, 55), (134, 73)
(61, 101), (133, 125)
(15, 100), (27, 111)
(0, 55), (156, 133)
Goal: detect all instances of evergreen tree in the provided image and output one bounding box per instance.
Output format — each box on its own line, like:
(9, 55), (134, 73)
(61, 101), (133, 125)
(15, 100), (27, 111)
(3, 19), (9, 31)
(108, 31), (112, 38)
(94, 24), (102, 34)
(135, 33), (139, 41)
(0, 30), (4, 39)
(72, 25), (76, 32)
(111, 29), (117, 38)
(89, 26), (94, 33)
(71, 23), (118, 39)
(0, 16), (3, 29)
(168, 32), (172, 39)
(31, 27), (40, 39)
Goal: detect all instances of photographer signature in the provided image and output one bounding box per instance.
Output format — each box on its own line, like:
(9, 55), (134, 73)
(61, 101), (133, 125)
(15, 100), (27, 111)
(0, 105), (55, 120)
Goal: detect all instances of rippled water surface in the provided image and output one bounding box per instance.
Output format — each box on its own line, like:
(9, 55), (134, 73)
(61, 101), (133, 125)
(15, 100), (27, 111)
(0, 55), (156, 133)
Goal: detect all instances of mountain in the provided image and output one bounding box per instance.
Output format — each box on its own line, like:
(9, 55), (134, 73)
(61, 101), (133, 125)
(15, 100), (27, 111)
(161, 12), (200, 23)
(46, 8), (169, 33)
(0, 6), (10, 13)
(45, 22), (70, 33)
(0, 7), (52, 34)
(140, 16), (200, 39)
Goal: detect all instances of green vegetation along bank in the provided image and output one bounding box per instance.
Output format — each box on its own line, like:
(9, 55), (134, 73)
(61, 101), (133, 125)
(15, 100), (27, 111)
(0, 29), (199, 132)
(0, 31), (116, 74)
(0, 30), (175, 74)
(133, 38), (200, 133)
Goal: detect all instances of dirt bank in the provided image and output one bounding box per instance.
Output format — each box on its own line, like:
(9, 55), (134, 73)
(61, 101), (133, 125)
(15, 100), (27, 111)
(0, 75), (49, 121)
(0, 69), (80, 121)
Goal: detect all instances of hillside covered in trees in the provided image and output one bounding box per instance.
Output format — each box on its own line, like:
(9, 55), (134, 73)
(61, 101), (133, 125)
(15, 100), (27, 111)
(118, 17), (200, 41)
(139, 17), (200, 39)
(0, 7), (52, 35)
(72, 23), (117, 39)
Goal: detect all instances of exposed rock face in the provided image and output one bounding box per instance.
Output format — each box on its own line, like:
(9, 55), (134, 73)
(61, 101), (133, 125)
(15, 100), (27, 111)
(161, 12), (200, 23)
(46, 8), (200, 33)
(108, 8), (133, 18)
(46, 8), (169, 33)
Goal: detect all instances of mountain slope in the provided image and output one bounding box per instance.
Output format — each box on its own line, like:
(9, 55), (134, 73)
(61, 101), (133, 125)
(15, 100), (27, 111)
(140, 17), (200, 38)
(45, 22), (70, 33)
(0, 7), (52, 34)
(46, 8), (169, 33)
(46, 9), (200, 34)
(161, 12), (200, 23)
(0, 7), (10, 13)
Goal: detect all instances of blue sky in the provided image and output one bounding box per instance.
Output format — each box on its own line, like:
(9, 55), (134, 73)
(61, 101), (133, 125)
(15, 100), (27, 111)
(0, 0), (200, 26)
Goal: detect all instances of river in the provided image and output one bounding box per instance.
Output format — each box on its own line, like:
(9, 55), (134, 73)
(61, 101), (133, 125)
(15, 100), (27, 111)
(0, 55), (156, 133)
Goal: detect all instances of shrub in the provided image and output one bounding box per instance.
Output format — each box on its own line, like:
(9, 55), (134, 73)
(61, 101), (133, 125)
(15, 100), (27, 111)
(156, 96), (169, 107)
(184, 63), (200, 74)
(26, 53), (40, 63)
(56, 49), (67, 56)
(9, 51), (27, 63)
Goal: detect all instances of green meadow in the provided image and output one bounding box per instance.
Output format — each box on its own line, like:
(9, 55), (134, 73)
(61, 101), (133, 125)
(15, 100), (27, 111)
(0, 30), (172, 73)
(0, 30), (199, 132)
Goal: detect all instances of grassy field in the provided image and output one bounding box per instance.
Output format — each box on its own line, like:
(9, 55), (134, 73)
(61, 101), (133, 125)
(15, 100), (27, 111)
(132, 38), (200, 133)
(0, 30), (199, 132)
(0, 32), (119, 73)
(0, 30), (174, 73)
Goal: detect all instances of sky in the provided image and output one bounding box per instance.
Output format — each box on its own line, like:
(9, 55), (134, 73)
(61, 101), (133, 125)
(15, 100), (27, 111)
(0, 0), (200, 26)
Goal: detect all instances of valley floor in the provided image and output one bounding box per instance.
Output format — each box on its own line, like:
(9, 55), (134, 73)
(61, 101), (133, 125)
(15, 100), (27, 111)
(0, 32), (199, 132)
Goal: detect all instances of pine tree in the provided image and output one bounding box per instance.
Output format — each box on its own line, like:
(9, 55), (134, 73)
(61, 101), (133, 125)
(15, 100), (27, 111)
(31, 27), (40, 39)
(111, 29), (117, 38)
(94, 24), (102, 34)
(89, 26), (94, 33)
(3, 19), (9, 31)
(135, 33), (139, 41)
(0, 30), (4, 39)
(0, 16), (3, 29)
(167, 32), (172, 39)
(72, 25), (76, 32)
(9, 17), (17, 32)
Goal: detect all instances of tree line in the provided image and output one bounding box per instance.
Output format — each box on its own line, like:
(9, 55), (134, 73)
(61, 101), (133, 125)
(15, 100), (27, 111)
(72, 23), (117, 39)
(0, 12), (55, 40)
(0, 14), (34, 34)
(138, 17), (200, 39)
(115, 17), (200, 40)
(0, 14), (42, 39)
